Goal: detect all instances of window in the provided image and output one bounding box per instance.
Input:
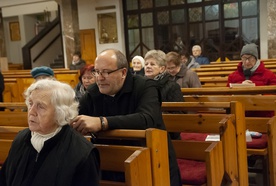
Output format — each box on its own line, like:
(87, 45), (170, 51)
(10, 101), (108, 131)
(123, 0), (259, 61)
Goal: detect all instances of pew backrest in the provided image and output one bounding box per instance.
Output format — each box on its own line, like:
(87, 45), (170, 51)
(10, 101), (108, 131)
(162, 101), (248, 186)
(96, 128), (170, 186)
(96, 144), (152, 186)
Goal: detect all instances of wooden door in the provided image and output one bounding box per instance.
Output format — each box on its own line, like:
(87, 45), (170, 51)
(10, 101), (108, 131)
(80, 29), (96, 65)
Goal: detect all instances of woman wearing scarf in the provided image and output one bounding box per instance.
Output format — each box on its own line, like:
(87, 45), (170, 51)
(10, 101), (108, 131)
(227, 43), (276, 117)
(227, 43), (276, 86)
(144, 49), (183, 139)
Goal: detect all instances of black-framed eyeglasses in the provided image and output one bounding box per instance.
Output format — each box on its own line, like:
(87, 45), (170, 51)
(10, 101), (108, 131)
(241, 56), (255, 62)
(92, 67), (124, 78)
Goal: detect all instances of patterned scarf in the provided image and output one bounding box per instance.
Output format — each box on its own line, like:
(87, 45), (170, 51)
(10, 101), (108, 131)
(153, 71), (167, 81)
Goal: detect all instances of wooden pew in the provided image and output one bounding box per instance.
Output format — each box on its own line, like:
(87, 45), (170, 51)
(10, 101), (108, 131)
(162, 101), (248, 186)
(0, 126), (26, 140)
(173, 140), (224, 186)
(96, 128), (170, 186)
(202, 60), (276, 67)
(0, 139), (12, 167)
(199, 77), (228, 88)
(194, 64), (276, 73)
(209, 59), (276, 65)
(0, 102), (27, 111)
(8, 63), (23, 70)
(183, 95), (276, 185)
(0, 111), (28, 127)
(2, 69), (80, 101)
(0, 139), (153, 186)
(196, 69), (276, 78)
(181, 85), (276, 95)
(96, 144), (152, 186)
(0, 126), (224, 186)
(3, 78), (20, 102)
(162, 112), (243, 186)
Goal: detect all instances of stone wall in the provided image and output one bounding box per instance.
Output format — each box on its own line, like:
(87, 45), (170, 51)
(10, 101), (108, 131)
(267, 0), (276, 58)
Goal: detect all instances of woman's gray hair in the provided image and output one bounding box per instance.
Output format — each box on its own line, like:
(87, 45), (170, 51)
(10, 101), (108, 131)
(24, 79), (79, 126)
(144, 50), (167, 67)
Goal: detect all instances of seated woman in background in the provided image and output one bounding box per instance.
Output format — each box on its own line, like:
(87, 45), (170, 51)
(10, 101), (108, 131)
(166, 51), (202, 88)
(70, 51), (86, 70)
(31, 66), (55, 81)
(144, 49), (183, 139)
(179, 50), (200, 69)
(75, 64), (96, 101)
(227, 43), (276, 117)
(130, 55), (145, 76)
(0, 79), (100, 186)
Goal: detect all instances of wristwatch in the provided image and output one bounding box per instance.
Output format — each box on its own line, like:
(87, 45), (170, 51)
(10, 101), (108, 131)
(99, 116), (106, 131)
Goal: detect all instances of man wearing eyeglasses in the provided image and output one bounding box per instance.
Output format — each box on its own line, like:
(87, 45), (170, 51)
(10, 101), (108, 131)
(227, 43), (276, 87)
(70, 49), (181, 186)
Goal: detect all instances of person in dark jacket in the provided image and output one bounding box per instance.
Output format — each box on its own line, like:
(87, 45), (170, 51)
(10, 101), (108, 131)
(166, 51), (202, 88)
(179, 50), (200, 69)
(144, 49), (184, 140)
(0, 79), (100, 186)
(74, 64), (96, 101)
(70, 49), (182, 186)
(192, 45), (210, 65)
(70, 51), (86, 70)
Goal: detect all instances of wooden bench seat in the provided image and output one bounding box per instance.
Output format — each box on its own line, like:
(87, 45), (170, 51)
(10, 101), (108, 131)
(181, 85), (276, 95)
(3, 78), (20, 102)
(163, 113), (241, 186)
(200, 59), (276, 68)
(3, 69), (80, 101)
(173, 140), (224, 186)
(183, 95), (276, 185)
(162, 101), (248, 186)
(96, 128), (170, 186)
(96, 145), (152, 186)
(0, 111), (28, 127)
(0, 102), (27, 111)
(196, 69), (276, 77)
(194, 64), (276, 73)
(0, 139), (13, 167)
(209, 59), (276, 65)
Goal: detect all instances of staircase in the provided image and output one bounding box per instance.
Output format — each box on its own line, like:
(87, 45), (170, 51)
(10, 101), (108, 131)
(50, 54), (64, 68)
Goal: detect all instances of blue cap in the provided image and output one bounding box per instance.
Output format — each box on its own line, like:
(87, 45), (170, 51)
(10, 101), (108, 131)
(31, 66), (54, 78)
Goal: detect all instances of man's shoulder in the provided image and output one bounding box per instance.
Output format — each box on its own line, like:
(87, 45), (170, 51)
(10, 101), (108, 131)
(133, 75), (157, 88)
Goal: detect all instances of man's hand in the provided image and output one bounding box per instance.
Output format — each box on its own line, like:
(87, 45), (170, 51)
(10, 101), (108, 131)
(70, 115), (101, 135)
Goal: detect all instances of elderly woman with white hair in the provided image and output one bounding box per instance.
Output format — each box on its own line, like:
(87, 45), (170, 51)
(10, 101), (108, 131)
(130, 55), (145, 76)
(0, 79), (100, 186)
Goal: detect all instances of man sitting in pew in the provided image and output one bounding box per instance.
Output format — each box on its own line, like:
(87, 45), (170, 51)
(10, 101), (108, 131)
(31, 66), (55, 81)
(70, 49), (182, 186)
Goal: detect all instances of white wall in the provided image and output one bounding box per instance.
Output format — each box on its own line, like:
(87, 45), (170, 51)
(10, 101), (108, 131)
(1, 1), (58, 17)
(78, 0), (125, 55)
(0, 0), (53, 7)
(3, 17), (22, 63)
(1, 1), (58, 63)
(260, 0), (268, 59)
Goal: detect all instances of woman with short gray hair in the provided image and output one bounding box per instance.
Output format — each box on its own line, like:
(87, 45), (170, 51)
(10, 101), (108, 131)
(0, 79), (100, 186)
